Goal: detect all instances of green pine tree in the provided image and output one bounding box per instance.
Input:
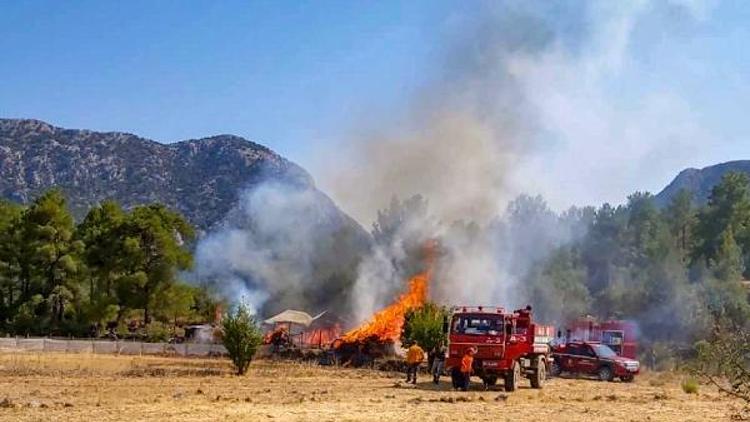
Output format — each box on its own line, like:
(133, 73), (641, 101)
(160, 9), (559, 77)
(114, 204), (194, 324)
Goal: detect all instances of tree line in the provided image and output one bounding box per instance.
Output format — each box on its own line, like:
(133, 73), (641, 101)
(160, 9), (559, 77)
(379, 172), (750, 359)
(0, 189), (220, 340)
(521, 172), (750, 352)
(4, 171), (750, 351)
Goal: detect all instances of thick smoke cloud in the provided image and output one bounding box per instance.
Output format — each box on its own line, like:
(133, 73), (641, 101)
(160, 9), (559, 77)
(317, 0), (714, 324)
(324, 0), (713, 222)
(195, 0), (715, 326)
(194, 181), (369, 316)
(507, 0), (716, 210)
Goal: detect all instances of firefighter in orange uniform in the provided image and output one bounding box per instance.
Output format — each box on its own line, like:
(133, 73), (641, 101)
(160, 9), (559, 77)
(405, 341), (425, 384)
(457, 347), (476, 391)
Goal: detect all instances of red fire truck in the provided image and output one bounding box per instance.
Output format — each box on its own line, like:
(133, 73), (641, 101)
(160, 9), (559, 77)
(565, 317), (638, 359)
(443, 305), (555, 391)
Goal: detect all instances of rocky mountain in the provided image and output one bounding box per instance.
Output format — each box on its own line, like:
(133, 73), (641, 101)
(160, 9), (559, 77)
(0, 117), (373, 316)
(0, 118), (319, 230)
(655, 160), (750, 207)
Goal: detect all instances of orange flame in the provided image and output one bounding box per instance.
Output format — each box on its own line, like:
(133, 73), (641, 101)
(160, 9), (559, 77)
(342, 241), (437, 343)
(342, 271), (430, 343)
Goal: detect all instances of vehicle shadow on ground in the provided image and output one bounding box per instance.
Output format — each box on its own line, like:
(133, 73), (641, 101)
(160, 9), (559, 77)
(390, 379), (531, 392)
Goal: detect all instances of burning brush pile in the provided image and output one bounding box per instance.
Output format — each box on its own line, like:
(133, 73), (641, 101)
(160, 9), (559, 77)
(333, 243), (436, 367)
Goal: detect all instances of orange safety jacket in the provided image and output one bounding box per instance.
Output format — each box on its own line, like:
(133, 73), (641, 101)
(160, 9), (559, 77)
(460, 354), (474, 374)
(406, 345), (425, 364)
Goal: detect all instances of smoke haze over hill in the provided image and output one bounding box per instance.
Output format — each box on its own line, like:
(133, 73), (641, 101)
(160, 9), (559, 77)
(321, 0), (719, 224)
(314, 0), (724, 323)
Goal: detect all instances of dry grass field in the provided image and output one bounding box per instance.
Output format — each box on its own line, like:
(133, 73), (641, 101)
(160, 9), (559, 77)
(0, 351), (744, 421)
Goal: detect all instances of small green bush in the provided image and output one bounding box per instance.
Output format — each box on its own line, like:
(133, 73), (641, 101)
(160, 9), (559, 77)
(145, 321), (170, 342)
(116, 320), (131, 339)
(221, 302), (264, 375)
(681, 377), (700, 394)
(400, 302), (448, 352)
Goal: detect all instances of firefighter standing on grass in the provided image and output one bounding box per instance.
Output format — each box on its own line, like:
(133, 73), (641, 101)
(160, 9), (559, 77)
(405, 341), (425, 384)
(454, 347), (476, 391)
(431, 342), (447, 384)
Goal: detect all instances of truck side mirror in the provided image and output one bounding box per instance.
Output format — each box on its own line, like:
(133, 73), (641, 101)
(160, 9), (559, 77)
(442, 316), (449, 334)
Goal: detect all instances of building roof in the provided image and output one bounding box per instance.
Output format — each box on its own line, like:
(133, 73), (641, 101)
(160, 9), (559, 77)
(264, 310), (317, 327)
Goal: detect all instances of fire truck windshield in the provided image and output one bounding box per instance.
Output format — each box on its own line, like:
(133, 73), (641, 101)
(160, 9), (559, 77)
(452, 314), (504, 336)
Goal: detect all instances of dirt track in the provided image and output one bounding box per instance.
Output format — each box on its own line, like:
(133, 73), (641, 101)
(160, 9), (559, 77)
(0, 352), (743, 421)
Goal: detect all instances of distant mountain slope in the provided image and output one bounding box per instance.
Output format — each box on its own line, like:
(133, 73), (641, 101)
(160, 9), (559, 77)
(0, 118), (316, 229)
(0, 118), (373, 316)
(655, 160), (750, 207)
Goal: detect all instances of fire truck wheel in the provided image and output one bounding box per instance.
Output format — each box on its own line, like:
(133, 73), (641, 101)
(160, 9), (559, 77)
(504, 361), (521, 392)
(597, 366), (614, 382)
(530, 357), (545, 389)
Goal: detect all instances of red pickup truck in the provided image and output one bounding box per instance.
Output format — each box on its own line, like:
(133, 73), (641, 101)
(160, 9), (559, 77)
(550, 341), (640, 382)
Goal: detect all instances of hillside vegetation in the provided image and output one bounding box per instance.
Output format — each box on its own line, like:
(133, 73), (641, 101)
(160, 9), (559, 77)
(513, 172), (750, 360)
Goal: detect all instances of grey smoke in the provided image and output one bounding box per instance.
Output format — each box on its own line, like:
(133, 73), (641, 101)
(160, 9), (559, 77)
(194, 181), (369, 316)
(316, 2), (595, 322)
(317, 0), (713, 325)
(194, 0), (715, 327)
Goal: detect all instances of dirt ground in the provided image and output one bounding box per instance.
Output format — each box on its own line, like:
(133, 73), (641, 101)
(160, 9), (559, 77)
(0, 352), (743, 421)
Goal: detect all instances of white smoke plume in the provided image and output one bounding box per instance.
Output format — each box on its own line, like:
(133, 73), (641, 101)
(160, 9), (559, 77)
(194, 0), (716, 326)
(194, 180), (369, 316)
(315, 0), (715, 324)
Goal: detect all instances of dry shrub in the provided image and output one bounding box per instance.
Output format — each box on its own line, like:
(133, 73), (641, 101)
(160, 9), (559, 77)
(681, 377), (700, 394)
(694, 325), (750, 405)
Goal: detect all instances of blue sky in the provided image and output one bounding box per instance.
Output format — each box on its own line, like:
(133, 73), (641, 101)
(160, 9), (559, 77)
(1, 1), (749, 219)
(0, 1), (451, 156)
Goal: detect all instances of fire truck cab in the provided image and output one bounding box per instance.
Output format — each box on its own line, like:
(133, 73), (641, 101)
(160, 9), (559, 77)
(443, 305), (554, 391)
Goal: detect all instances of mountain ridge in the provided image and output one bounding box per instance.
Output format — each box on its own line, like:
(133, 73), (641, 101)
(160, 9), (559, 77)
(655, 160), (750, 207)
(0, 118), (315, 230)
